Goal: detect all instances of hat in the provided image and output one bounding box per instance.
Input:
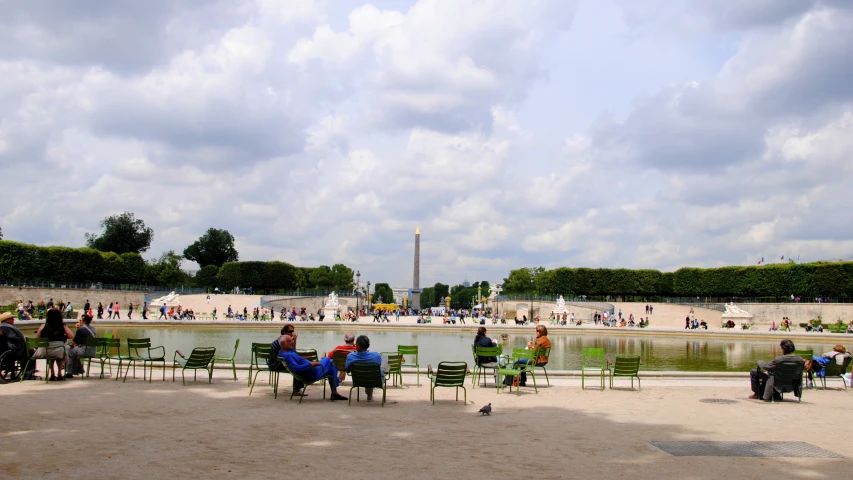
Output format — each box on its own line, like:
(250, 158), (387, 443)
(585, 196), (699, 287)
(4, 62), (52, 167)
(0, 312), (16, 323)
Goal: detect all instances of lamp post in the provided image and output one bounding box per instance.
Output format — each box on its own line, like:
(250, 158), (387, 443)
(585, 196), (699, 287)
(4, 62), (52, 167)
(367, 281), (371, 313)
(355, 270), (361, 317)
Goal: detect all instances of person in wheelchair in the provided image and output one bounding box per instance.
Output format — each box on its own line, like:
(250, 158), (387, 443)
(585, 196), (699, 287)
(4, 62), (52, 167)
(1, 311), (32, 381)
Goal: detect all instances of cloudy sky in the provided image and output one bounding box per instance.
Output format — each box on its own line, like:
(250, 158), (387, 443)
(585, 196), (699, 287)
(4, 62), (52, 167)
(2, 0), (853, 289)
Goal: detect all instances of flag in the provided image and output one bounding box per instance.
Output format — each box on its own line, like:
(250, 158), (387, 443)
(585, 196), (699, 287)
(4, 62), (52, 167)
(758, 257), (764, 265)
(781, 255), (784, 260)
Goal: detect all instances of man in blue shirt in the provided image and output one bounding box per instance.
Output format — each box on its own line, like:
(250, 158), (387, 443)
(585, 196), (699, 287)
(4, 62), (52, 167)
(277, 335), (347, 401)
(345, 335), (384, 402)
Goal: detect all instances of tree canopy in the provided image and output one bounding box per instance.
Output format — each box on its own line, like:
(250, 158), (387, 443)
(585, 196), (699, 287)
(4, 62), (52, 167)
(183, 228), (238, 267)
(85, 211), (153, 254)
(372, 282), (395, 305)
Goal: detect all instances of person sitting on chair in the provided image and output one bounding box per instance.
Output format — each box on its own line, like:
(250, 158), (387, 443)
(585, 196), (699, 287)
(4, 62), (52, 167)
(749, 339), (804, 401)
(327, 332), (358, 381)
(277, 335), (347, 401)
(64, 313), (97, 378)
(345, 335), (383, 402)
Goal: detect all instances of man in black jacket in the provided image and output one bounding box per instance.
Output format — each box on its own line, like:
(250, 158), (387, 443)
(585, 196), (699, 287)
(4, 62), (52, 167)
(749, 339), (804, 401)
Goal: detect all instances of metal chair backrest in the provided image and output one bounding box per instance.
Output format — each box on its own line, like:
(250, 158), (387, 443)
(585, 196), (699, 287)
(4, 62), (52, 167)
(296, 349), (318, 362)
(332, 349), (352, 372)
(611, 354), (641, 376)
(432, 361), (467, 387)
(349, 360), (384, 388)
(183, 347), (216, 368)
(582, 347), (606, 369)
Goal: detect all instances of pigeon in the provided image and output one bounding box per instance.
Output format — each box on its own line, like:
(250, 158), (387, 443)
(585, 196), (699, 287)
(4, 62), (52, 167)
(479, 403), (492, 416)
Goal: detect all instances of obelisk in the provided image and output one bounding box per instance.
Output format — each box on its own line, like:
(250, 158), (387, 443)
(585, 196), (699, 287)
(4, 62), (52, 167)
(412, 226), (421, 310)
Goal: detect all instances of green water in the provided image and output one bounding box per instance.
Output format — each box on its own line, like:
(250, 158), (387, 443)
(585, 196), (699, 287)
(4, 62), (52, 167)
(85, 326), (842, 372)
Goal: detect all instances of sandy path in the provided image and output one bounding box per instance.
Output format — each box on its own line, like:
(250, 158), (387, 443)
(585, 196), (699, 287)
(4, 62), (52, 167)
(2, 369), (847, 480)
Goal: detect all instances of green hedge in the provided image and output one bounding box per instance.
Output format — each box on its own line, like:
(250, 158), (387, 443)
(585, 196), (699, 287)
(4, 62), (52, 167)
(0, 241), (146, 285)
(513, 262), (853, 298)
(217, 261), (299, 293)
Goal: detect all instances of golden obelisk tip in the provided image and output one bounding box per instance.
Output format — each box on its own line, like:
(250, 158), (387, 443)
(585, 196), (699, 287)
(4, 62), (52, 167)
(416, 226), (420, 235)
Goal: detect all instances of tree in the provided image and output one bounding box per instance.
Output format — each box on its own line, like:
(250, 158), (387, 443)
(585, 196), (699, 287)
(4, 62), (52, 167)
(183, 228), (238, 268)
(85, 211), (153, 254)
(329, 264), (355, 292)
(373, 283), (395, 305)
(309, 266), (333, 288)
(146, 250), (188, 285)
(195, 264), (220, 288)
(503, 267), (545, 294)
(433, 282), (449, 301)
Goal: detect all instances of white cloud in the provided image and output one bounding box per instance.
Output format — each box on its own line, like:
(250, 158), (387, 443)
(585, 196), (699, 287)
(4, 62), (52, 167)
(2, 0), (853, 289)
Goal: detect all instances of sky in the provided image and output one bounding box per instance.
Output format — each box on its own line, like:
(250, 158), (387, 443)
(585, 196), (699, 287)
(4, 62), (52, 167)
(1, 0), (853, 289)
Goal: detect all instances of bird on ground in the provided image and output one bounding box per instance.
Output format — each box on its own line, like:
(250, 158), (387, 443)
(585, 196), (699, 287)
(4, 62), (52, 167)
(479, 403), (492, 416)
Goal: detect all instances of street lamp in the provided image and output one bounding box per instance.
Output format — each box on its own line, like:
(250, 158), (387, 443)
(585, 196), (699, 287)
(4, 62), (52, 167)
(367, 281), (371, 313)
(355, 270), (361, 316)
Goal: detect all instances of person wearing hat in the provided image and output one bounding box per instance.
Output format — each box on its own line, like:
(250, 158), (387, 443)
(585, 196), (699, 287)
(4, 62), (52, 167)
(1, 311), (32, 379)
(64, 313), (98, 378)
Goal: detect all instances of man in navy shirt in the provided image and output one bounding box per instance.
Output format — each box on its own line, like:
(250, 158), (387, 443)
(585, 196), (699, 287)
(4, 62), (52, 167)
(278, 335), (347, 401)
(345, 335), (384, 402)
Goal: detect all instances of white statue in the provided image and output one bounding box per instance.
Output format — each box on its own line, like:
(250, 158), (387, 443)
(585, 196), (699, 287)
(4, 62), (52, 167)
(553, 295), (568, 314)
(489, 282), (502, 299)
(723, 302), (751, 316)
(152, 291), (180, 305)
(325, 292), (340, 309)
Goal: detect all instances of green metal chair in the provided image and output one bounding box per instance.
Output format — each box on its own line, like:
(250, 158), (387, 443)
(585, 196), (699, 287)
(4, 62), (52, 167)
(581, 347), (606, 391)
(123, 338), (166, 383)
(104, 337), (127, 380)
(248, 343), (279, 399)
(348, 360), (387, 406)
(296, 349), (319, 362)
(82, 338), (109, 379)
(332, 349), (352, 380)
(22, 337), (60, 383)
(472, 345), (501, 387)
(427, 361), (468, 405)
(496, 348), (538, 395)
(793, 349), (814, 385)
(815, 356), (852, 390)
(608, 354), (641, 390)
(397, 345), (420, 386)
(212, 338), (240, 381)
(768, 360), (805, 402)
(173, 347), (217, 385)
(287, 365), (332, 404)
(533, 346), (551, 386)
(383, 352), (403, 387)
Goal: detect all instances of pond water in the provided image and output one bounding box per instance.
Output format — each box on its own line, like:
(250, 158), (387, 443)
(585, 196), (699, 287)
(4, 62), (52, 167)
(88, 326), (841, 372)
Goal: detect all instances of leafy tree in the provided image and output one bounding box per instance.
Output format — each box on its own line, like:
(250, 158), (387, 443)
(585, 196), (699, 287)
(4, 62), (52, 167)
(146, 250), (188, 285)
(373, 283), (395, 305)
(183, 228), (238, 267)
(433, 282), (450, 300)
(195, 264), (220, 288)
(309, 265), (333, 288)
(503, 267), (545, 294)
(85, 211), (153, 254)
(329, 263), (355, 292)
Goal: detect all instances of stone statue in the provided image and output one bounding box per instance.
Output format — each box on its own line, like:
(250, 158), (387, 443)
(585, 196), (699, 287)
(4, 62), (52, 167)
(152, 291), (180, 305)
(325, 292), (340, 309)
(553, 295), (568, 314)
(723, 302), (751, 317)
(489, 282), (502, 299)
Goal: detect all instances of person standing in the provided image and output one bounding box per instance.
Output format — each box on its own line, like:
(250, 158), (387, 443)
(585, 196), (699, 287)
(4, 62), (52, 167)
(158, 303), (167, 320)
(142, 302), (148, 320)
(127, 302), (133, 320)
(114, 302), (121, 319)
(97, 302), (104, 319)
(107, 302), (113, 319)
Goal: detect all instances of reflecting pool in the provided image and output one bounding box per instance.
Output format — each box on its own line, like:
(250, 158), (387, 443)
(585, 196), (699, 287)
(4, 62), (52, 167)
(89, 326), (842, 372)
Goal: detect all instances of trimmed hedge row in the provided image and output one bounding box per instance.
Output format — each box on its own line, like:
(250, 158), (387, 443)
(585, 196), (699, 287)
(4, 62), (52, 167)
(527, 262), (853, 298)
(217, 261), (300, 293)
(0, 241), (146, 284)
